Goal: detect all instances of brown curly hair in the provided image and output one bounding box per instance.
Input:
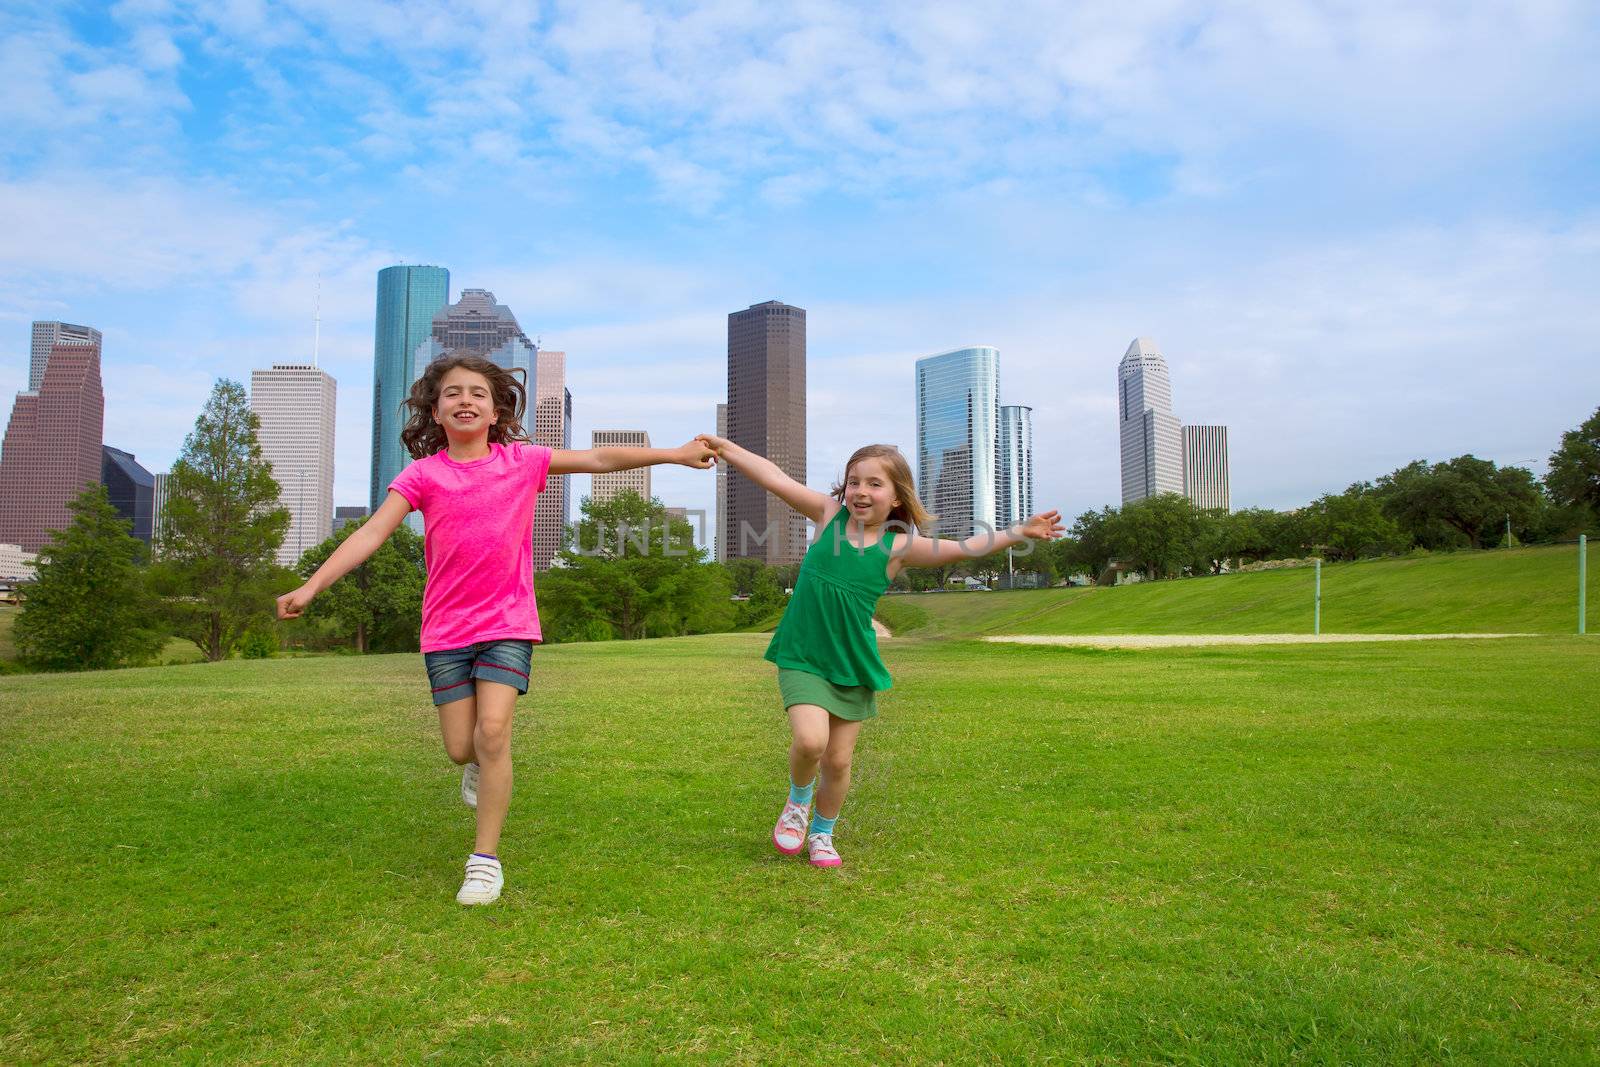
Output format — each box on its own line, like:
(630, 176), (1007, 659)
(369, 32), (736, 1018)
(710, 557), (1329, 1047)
(830, 444), (936, 532)
(400, 355), (530, 459)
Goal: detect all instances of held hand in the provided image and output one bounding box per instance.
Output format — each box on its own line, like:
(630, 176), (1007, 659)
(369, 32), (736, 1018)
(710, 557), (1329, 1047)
(1018, 509), (1065, 541)
(276, 586), (314, 620)
(694, 432), (730, 455)
(677, 439), (717, 469)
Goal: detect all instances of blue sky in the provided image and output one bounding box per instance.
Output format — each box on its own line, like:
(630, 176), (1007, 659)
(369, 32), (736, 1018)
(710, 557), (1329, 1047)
(3, 0), (1598, 535)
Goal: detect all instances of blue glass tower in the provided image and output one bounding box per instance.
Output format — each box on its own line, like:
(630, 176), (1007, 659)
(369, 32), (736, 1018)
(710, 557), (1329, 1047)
(371, 265), (449, 510)
(915, 346), (999, 540)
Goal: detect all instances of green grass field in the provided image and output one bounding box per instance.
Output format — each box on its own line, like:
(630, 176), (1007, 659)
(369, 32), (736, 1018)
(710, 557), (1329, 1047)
(3, 629), (1598, 1062)
(876, 543), (1595, 639)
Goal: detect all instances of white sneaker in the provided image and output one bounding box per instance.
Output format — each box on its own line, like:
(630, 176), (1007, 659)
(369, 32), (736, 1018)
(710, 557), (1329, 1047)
(456, 853), (503, 905)
(807, 832), (842, 868)
(461, 762), (480, 809)
(773, 800), (810, 855)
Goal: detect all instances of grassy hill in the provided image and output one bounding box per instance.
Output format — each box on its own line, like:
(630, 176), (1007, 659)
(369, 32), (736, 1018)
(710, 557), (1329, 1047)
(3, 633), (1598, 1061)
(876, 543), (1594, 638)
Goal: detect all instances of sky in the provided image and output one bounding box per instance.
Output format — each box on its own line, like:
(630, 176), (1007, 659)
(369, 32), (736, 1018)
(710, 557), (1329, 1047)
(3, 0), (1598, 542)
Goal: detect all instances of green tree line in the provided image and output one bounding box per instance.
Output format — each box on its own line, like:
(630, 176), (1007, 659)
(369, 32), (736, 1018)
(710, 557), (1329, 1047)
(12, 404), (1600, 671)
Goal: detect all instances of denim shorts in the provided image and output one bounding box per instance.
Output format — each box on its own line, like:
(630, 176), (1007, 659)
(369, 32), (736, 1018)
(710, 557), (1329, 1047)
(423, 639), (532, 705)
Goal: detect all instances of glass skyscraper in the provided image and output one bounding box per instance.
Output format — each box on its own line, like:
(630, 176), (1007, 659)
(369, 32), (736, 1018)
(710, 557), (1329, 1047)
(371, 265), (449, 510)
(915, 346), (999, 539)
(997, 404), (1034, 528)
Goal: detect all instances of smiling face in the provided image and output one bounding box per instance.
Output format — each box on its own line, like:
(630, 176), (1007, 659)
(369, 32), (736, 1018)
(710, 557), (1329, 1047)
(843, 456), (901, 527)
(432, 366), (498, 440)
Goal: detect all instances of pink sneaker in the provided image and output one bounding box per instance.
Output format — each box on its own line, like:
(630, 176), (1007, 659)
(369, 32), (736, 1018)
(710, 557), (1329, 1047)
(807, 832), (842, 868)
(772, 800), (809, 855)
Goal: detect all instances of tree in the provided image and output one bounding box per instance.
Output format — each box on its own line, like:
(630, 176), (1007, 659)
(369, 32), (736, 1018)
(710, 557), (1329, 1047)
(14, 485), (165, 671)
(1547, 406), (1600, 523)
(151, 379), (289, 661)
(1301, 485), (1409, 562)
(295, 520), (426, 652)
(1376, 455), (1543, 549)
(537, 490), (735, 641)
(1106, 493), (1205, 579)
(736, 565), (788, 627)
(1061, 507), (1117, 581)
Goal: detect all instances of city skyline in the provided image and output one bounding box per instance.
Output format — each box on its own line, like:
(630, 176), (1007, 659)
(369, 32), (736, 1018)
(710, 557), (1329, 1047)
(3, 4), (1594, 532)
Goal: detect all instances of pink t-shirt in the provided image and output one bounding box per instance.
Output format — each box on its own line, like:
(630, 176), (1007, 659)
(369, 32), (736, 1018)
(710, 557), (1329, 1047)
(388, 442), (553, 653)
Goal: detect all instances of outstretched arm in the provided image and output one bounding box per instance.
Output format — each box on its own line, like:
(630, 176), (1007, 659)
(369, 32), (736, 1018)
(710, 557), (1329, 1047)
(549, 439), (715, 476)
(276, 490), (412, 619)
(696, 433), (833, 525)
(895, 510), (1065, 569)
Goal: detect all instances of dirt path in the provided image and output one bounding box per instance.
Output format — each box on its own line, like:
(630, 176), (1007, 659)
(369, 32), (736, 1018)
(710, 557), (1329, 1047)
(983, 633), (1536, 649)
(872, 619), (891, 639)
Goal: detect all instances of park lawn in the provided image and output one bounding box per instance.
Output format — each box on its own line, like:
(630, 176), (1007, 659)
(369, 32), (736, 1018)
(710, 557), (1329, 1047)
(2, 633), (1598, 1062)
(877, 542), (1596, 638)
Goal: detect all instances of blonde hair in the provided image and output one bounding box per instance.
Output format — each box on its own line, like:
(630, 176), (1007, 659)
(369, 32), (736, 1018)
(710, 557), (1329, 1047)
(830, 444), (935, 532)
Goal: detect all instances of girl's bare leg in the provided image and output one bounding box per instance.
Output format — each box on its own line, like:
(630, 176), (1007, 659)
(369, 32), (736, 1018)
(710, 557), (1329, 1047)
(470, 680), (518, 855)
(786, 704), (830, 790)
(815, 715), (863, 820)
(437, 695), (478, 766)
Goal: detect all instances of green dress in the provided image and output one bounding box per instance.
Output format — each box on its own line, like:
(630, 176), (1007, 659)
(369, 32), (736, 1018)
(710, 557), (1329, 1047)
(764, 506), (897, 721)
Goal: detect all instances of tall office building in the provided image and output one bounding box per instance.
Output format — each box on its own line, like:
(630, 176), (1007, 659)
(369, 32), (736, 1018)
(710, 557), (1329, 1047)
(101, 446), (156, 544)
(1182, 425), (1230, 511)
(0, 327), (104, 552)
(590, 430), (651, 505)
(251, 363), (337, 567)
(915, 346), (1000, 539)
(1118, 337), (1184, 505)
(30, 321), (101, 393)
(714, 402), (727, 563)
(414, 288), (536, 380)
(725, 300), (807, 564)
(532, 349), (571, 570)
(997, 404), (1034, 529)
(371, 265), (449, 510)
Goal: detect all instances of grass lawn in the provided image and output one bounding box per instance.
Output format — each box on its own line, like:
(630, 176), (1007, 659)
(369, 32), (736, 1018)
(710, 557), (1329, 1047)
(2, 633), (1598, 1062)
(877, 543), (1596, 639)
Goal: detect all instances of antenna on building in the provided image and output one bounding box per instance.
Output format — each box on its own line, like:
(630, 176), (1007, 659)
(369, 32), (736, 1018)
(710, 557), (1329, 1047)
(313, 274), (322, 367)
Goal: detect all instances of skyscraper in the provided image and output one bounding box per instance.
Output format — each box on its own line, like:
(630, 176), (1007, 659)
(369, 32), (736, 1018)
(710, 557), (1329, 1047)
(414, 288), (536, 380)
(725, 300), (807, 564)
(371, 265), (449, 510)
(590, 430), (651, 505)
(532, 349), (571, 570)
(714, 402), (727, 563)
(1182, 425), (1230, 511)
(30, 321), (101, 392)
(997, 404), (1034, 529)
(915, 346), (999, 540)
(1118, 337), (1184, 505)
(101, 446), (155, 544)
(0, 325), (104, 552)
(251, 363), (337, 567)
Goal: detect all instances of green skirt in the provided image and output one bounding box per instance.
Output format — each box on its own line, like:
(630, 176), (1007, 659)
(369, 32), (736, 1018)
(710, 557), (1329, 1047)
(778, 668), (878, 722)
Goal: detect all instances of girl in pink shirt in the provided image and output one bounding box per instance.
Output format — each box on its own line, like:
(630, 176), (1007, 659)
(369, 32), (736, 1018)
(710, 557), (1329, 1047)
(279, 354), (713, 905)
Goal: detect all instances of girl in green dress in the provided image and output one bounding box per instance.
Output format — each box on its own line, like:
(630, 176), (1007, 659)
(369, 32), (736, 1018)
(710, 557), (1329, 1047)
(697, 436), (1063, 868)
